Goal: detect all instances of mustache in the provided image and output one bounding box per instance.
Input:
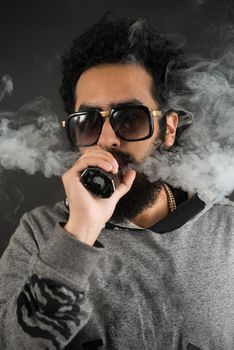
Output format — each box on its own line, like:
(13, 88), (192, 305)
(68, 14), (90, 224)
(105, 148), (138, 167)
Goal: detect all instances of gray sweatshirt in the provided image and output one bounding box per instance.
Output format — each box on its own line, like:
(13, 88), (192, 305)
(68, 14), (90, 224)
(0, 196), (233, 350)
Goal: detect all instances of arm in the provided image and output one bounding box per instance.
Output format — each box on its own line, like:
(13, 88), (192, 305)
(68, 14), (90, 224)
(0, 212), (104, 350)
(0, 147), (135, 349)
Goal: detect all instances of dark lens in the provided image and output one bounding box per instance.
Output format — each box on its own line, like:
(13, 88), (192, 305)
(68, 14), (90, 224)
(68, 112), (103, 146)
(112, 107), (151, 141)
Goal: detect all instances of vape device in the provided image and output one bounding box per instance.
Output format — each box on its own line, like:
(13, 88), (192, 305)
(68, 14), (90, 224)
(80, 166), (123, 198)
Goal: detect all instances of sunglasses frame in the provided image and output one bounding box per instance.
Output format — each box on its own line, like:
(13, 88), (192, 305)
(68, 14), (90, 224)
(61, 105), (162, 148)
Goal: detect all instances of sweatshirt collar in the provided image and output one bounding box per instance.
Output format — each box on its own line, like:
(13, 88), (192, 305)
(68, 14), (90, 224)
(63, 190), (206, 234)
(106, 194), (205, 234)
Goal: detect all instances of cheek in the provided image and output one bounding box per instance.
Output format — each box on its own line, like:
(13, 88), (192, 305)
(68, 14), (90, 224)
(122, 139), (153, 162)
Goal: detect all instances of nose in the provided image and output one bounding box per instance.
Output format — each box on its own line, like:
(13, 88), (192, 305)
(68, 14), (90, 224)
(97, 119), (121, 148)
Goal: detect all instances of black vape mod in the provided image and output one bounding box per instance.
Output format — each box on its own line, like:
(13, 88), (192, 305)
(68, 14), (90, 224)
(80, 167), (123, 198)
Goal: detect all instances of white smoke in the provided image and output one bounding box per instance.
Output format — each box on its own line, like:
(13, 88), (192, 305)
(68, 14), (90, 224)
(0, 86), (76, 178)
(138, 50), (234, 206)
(1, 46), (234, 208)
(0, 75), (13, 103)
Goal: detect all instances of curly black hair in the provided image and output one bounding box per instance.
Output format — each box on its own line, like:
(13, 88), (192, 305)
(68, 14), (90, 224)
(59, 14), (187, 143)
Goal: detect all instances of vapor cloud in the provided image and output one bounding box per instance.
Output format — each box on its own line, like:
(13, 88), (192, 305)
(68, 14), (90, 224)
(0, 83), (76, 178)
(1, 46), (234, 209)
(0, 75), (13, 103)
(137, 50), (234, 206)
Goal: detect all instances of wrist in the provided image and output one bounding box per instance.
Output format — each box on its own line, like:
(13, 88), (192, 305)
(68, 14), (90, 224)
(64, 221), (102, 246)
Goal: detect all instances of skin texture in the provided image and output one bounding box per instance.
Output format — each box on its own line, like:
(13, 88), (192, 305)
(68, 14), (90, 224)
(62, 64), (178, 244)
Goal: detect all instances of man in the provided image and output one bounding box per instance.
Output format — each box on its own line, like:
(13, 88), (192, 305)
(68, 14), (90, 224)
(0, 15), (233, 350)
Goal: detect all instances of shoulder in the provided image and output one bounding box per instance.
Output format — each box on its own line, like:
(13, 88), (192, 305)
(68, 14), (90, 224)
(197, 200), (234, 231)
(20, 200), (68, 243)
(2, 201), (68, 259)
(27, 200), (68, 225)
(208, 200), (234, 216)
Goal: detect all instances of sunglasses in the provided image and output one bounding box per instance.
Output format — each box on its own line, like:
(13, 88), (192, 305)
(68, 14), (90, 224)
(61, 105), (162, 147)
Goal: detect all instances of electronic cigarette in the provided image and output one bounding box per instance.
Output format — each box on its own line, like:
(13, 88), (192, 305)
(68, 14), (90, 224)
(80, 166), (123, 198)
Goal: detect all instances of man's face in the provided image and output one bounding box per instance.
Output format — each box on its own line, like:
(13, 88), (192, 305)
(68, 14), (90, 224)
(75, 63), (174, 160)
(74, 63), (178, 223)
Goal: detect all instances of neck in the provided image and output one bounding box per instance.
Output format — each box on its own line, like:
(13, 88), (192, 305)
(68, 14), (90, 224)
(131, 186), (170, 228)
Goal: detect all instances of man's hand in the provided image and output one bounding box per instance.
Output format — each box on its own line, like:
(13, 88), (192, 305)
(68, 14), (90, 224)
(62, 147), (136, 246)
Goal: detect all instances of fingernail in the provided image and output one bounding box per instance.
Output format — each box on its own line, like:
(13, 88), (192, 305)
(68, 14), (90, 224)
(113, 161), (118, 169)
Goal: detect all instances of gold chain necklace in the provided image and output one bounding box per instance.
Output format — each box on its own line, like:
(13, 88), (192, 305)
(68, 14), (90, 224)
(162, 183), (177, 213)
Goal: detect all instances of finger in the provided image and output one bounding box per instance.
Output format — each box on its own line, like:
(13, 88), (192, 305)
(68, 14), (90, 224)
(82, 147), (118, 163)
(74, 157), (118, 175)
(78, 152), (119, 168)
(113, 170), (136, 200)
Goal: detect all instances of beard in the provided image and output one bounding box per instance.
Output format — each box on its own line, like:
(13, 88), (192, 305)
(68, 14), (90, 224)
(106, 148), (163, 223)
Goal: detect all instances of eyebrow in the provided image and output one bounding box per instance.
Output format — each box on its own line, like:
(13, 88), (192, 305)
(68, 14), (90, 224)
(78, 99), (144, 112)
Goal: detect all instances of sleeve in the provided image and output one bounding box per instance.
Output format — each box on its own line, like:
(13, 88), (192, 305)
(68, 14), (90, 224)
(0, 211), (104, 349)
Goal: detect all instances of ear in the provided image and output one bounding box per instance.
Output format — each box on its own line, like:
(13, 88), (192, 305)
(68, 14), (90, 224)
(164, 111), (179, 147)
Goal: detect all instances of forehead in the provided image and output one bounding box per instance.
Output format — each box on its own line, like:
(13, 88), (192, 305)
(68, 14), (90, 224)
(74, 63), (157, 110)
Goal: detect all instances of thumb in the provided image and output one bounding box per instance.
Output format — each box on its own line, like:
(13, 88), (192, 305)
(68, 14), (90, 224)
(114, 169), (136, 200)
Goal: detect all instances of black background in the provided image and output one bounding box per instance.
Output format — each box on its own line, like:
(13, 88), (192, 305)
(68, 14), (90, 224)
(0, 0), (234, 256)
